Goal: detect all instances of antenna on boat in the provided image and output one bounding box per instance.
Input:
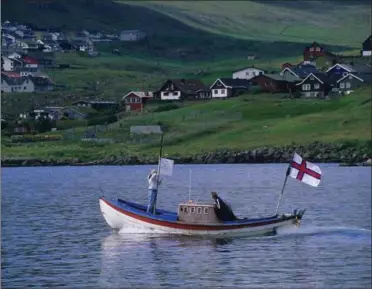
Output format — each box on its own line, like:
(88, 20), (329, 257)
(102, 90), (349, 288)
(188, 169), (192, 201)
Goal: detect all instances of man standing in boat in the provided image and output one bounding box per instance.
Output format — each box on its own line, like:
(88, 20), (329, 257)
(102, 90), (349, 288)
(211, 192), (238, 221)
(147, 169), (161, 214)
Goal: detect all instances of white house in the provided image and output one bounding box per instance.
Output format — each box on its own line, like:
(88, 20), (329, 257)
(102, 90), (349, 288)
(210, 78), (251, 98)
(232, 66), (266, 80)
(2, 57), (15, 71)
(119, 30), (146, 41)
(1, 73), (35, 93)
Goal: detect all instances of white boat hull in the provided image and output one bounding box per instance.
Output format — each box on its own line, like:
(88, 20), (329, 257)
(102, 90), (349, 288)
(99, 198), (300, 237)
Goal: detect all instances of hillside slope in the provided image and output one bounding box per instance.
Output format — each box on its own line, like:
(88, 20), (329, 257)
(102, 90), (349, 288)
(120, 0), (370, 47)
(2, 87), (371, 161)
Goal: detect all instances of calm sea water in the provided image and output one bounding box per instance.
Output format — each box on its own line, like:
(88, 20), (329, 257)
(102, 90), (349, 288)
(2, 164), (371, 289)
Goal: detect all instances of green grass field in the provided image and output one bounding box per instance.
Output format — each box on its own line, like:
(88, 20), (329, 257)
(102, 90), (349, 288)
(2, 86), (371, 161)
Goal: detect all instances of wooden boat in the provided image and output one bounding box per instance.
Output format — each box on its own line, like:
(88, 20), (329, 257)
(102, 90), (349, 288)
(99, 126), (317, 237)
(99, 197), (306, 237)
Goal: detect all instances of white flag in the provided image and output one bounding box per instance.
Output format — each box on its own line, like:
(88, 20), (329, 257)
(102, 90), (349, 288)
(159, 158), (174, 176)
(289, 153), (322, 187)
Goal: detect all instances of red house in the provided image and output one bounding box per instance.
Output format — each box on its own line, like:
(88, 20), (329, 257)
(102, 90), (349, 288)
(121, 91), (153, 112)
(250, 74), (300, 93)
(281, 62), (293, 70)
(21, 55), (39, 68)
(303, 42), (336, 61)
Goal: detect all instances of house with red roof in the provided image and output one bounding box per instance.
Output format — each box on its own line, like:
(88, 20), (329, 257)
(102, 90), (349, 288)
(1, 72), (35, 93)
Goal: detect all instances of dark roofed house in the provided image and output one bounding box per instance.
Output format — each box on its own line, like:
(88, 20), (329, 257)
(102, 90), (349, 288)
(280, 64), (320, 79)
(336, 73), (372, 93)
(29, 76), (54, 92)
(158, 79), (210, 101)
(210, 78), (251, 98)
(295, 73), (331, 98)
(71, 100), (118, 111)
(250, 74), (300, 94)
(361, 35), (372, 57)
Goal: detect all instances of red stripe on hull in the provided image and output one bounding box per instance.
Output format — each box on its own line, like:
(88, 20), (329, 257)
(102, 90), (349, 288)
(100, 198), (293, 231)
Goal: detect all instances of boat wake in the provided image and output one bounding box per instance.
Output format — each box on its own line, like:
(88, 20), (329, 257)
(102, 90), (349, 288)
(276, 225), (371, 239)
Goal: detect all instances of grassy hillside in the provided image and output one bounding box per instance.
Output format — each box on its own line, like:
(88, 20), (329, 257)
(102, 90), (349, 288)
(121, 0), (370, 47)
(2, 86), (371, 161)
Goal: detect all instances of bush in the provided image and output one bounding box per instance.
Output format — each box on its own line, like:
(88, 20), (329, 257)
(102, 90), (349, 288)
(11, 134), (63, 143)
(153, 103), (180, 112)
(56, 120), (88, 130)
(87, 114), (118, 126)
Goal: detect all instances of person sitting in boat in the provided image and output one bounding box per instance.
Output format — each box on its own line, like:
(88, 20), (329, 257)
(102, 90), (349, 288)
(211, 192), (238, 221)
(147, 169), (162, 214)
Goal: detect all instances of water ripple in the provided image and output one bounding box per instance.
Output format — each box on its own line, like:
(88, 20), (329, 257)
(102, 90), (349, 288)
(2, 164), (371, 288)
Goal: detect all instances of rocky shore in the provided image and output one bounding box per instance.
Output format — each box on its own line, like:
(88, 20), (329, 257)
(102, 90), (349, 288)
(2, 141), (371, 167)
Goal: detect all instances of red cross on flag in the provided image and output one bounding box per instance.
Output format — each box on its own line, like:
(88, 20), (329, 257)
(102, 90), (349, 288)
(289, 153), (322, 187)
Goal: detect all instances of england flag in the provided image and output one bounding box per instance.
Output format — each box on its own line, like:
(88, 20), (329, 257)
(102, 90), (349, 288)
(289, 153), (322, 187)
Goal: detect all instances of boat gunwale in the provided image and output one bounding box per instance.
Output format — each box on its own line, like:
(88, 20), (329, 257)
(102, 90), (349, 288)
(100, 197), (296, 231)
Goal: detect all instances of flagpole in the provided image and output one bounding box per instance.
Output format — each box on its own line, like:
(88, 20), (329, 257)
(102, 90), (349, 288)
(153, 132), (164, 214)
(275, 165), (291, 215)
(188, 169), (192, 201)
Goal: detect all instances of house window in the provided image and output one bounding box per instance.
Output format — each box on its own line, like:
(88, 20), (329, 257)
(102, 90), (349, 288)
(184, 207), (188, 213)
(342, 72), (348, 77)
(221, 89), (226, 94)
(316, 47), (320, 52)
(302, 84), (311, 91)
(191, 207), (195, 213)
(213, 89), (218, 94)
(340, 83), (345, 89)
(24, 87), (26, 90)
(259, 71), (263, 75)
(197, 207), (202, 214)
(310, 76), (314, 80)
(203, 207), (209, 214)
(310, 48), (314, 52)
(180, 207), (184, 212)
(163, 92), (168, 96)
(314, 83), (320, 89)
(346, 82), (351, 88)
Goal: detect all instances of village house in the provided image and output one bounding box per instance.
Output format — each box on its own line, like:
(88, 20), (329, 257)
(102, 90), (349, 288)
(1, 56), (23, 71)
(361, 35), (372, 57)
(303, 42), (336, 61)
(158, 79), (210, 101)
(326, 63), (372, 79)
(209, 78), (251, 98)
(14, 67), (41, 77)
(26, 52), (55, 68)
(1, 72), (35, 93)
(20, 54), (39, 69)
(60, 106), (97, 120)
(71, 100), (118, 111)
(250, 74), (300, 94)
(29, 76), (54, 92)
(295, 73), (331, 98)
(336, 73), (372, 93)
(119, 30), (147, 41)
(280, 63), (320, 79)
(121, 91), (153, 112)
(232, 66), (267, 80)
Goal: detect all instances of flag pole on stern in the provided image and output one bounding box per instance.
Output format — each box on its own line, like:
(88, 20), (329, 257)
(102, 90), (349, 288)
(275, 152), (322, 216)
(153, 132), (164, 214)
(275, 164), (291, 216)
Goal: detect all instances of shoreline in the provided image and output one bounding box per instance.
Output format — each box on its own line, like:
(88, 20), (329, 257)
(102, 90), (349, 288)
(2, 142), (371, 167)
